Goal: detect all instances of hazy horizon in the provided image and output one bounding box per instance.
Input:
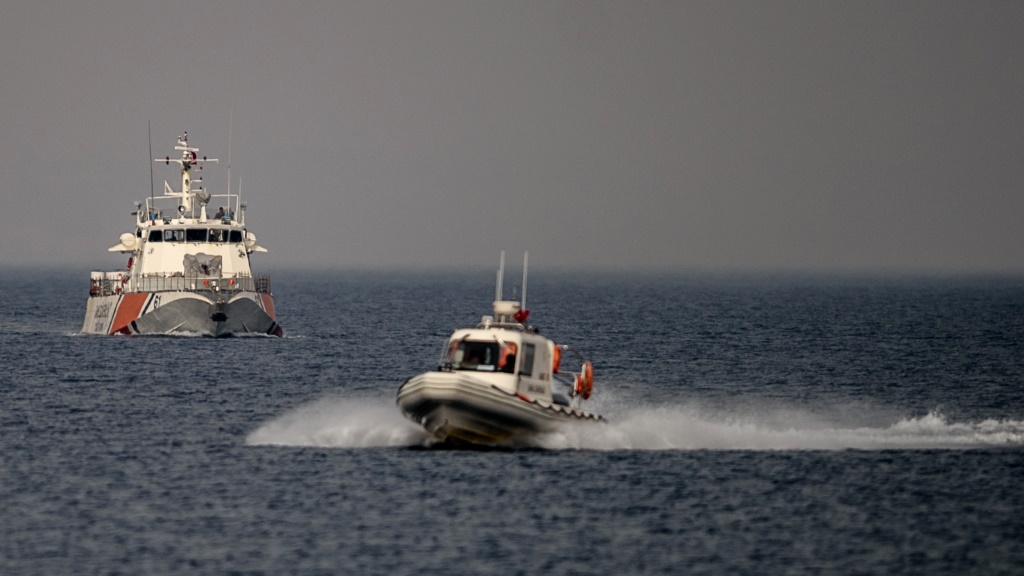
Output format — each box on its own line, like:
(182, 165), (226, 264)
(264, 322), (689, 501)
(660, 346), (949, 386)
(3, 1), (1023, 275)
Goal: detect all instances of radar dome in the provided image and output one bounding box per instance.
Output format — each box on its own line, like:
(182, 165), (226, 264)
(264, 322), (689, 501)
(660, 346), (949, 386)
(119, 233), (137, 250)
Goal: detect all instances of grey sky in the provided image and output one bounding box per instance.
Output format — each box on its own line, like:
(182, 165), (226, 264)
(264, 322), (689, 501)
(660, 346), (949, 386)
(2, 1), (1022, 273)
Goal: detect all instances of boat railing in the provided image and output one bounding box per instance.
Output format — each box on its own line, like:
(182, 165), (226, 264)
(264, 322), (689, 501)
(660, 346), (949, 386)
(139, 192), (245, 227)
(255, 274), (272, 294)
(88, 272), (268, 296)
(475, 320), (530, 331)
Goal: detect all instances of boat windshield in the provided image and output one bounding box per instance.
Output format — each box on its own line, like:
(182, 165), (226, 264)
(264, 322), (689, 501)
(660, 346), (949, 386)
(448, 340), (518, 373)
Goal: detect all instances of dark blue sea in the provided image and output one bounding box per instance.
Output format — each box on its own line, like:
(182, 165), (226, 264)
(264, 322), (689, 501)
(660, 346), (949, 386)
(2, 267), (1023, 575)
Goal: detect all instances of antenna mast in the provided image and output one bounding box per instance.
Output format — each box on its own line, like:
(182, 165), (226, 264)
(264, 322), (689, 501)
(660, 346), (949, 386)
(148, 120), (154, 205)
(495, 250), (505, 302)
(521, 251), (528, 310)
(227, 109), (233, 197)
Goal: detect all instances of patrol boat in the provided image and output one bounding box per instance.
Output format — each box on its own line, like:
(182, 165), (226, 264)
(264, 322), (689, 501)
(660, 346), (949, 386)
(397, 253), (602, 446)
(82, 131), (283, 336)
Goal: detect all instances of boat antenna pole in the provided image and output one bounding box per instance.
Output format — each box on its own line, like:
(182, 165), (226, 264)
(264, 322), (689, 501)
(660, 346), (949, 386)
(227, 109), (233, 198)
(496, 250), (505, 301)
(521, 251), (528, 311)
(148, 120), (154, 206)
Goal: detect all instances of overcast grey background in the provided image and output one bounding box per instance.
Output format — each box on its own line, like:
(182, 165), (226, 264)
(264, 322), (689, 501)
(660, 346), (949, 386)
(2, 1), (1022, 273)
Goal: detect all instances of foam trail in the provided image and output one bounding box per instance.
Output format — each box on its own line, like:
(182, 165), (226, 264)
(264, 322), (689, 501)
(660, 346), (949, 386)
(246, 397), (428, 448)
(535, 407), (1024, 451)
(248, 397), (1024, 451)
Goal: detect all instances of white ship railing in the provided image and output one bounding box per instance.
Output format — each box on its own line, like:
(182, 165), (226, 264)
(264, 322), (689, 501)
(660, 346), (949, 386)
(138, 192), (245, 227)
(88, 272), (272, 297)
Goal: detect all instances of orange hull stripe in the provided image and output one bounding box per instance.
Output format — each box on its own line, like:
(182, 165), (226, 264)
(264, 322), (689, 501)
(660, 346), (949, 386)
(260, 294), (277, 321)
(110, 293), (149, 334)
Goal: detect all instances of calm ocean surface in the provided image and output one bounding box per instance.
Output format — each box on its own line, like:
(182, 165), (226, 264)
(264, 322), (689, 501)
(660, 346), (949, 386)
(1, 267), (1022, 575)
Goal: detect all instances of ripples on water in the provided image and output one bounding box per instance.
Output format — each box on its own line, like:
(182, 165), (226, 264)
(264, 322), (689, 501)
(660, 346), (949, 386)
(2, 269), (1023, 574)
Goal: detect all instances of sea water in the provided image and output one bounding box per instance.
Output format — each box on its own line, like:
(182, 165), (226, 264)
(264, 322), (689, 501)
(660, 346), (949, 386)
(1, 268), (1022, 575)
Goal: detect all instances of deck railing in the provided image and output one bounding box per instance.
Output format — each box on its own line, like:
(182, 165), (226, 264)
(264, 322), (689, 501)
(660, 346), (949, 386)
(88, 272), (272, 296)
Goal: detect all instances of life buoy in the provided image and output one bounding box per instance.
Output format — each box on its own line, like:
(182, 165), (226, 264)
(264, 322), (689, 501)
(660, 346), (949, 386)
(126, 256), (133, 270)
(552, 345), (562, 374)
(228, 278), (235, 286)
(203, 279), (210, 286)
(574, 361), (594, 400)
(583, 361), (594, 399)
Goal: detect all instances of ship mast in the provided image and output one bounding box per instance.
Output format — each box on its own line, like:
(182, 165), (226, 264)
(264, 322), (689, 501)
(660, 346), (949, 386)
(156, 132), (219, 221)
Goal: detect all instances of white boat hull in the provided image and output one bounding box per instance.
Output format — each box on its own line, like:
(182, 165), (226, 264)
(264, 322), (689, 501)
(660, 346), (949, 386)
(397, 371), (602, 446)
(82, 290), (282, 337)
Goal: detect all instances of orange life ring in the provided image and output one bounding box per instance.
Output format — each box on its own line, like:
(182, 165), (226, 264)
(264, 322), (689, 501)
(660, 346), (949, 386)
(203, 279), (210, 286)
(576, 361), (593, 400)
(228, 278), (235, 286)
(552, 346), (562, 374)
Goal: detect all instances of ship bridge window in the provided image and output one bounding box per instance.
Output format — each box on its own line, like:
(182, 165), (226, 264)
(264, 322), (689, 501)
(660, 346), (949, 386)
(186, 228), (207, 242)
(209, 229), (227, 242)
(229, 230), (243, 243)
(520, 343), (535, 376)
(449, 341), (500, 372)
(148, 230), (163, 242)
(163, 229), (184, 242)
(448, 340), (520, 373)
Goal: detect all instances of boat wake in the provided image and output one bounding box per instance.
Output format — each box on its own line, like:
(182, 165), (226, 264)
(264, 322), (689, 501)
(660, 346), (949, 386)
(246, 397), (427, 448)
(245, 397), (1024, 451)
(534, 406), (1024, 451)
